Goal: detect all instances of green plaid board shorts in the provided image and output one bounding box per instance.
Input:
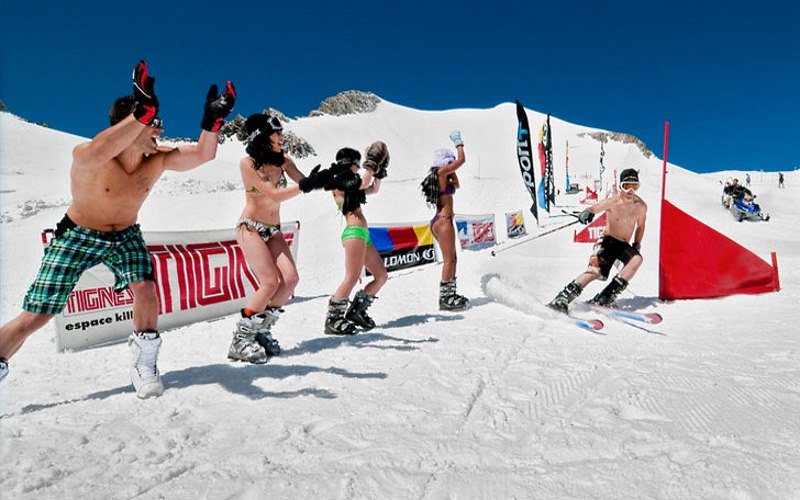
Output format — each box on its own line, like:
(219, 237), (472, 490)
(23, 216), (154, 315)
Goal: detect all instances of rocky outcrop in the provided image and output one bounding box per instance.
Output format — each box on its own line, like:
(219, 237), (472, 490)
(310, 91), (381, 117)
(282, 130), (316, 159)
(579, 131), (653, 158)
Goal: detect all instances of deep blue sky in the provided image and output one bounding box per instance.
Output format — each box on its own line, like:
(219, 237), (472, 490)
(2, 0), (797, 173)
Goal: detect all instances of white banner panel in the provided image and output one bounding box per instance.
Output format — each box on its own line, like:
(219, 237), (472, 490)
(50, 222), (300, 352)
(454, 213), (497, 250)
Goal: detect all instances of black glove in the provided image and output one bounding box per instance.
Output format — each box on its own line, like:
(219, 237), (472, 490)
(299, 165), (332, 193)
(578, 209), (594, 225)
(632, 242), (641, 252)
(325, 173), (362, 192)
(201, 81), (236, 132)
(314, 166), (333, 189)
(132, 60), (159, 125)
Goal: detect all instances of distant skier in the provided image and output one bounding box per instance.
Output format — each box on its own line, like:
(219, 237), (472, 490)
(421, 131), (469, 311)
(324, 143), (390, 335)
(778, 172), (785, 188)
(547, 168), (647, 312)
(227, 114), (330, 364)
(0, 61), (236, 397)
(745, 173), (751, 188)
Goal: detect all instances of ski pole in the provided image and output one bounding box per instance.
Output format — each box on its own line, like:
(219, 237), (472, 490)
(490, 219), (580, 257)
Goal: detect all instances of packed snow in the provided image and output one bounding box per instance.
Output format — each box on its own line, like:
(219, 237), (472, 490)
(1, 103), (798, 499)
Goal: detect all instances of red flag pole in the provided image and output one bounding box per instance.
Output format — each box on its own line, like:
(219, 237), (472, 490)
(771, 252), (781, 292)
(658, 121), (670, 300)
(661, 121), (670, 202)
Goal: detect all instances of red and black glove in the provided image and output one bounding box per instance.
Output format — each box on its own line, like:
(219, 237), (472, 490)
(132, 60), (159, 125)
(201, 81), (236, 132)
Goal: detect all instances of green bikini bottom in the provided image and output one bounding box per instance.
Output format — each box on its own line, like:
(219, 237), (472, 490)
(341, 226), (372, 246)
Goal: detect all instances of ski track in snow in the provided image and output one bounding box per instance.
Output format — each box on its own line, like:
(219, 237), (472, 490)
(4, 228), (798, 499)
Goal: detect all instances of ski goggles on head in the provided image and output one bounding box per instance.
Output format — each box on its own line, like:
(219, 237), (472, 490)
(620, 182), (639, 193)
(335, 157), (361, 168)
(149, 117), (163, 128)
(266, 116), (283, 133)
(246, 116), (283, 143)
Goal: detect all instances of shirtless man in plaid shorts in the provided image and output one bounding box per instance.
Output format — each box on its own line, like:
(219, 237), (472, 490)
(0, 61), (236, 398)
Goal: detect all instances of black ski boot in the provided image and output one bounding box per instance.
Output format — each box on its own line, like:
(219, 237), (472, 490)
(325, 298), (358, 335)
(588, 275), (629, 307)
(547, 280), (583, 313)
(254, 307), (283, 356)
(346, 290), (377, 330)
(439, 278), (469, 311)
(0, 357), (8, 383)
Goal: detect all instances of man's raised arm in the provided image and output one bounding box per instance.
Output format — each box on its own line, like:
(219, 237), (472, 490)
(163, 81), (236, 172)
(74, 60), (159, 167)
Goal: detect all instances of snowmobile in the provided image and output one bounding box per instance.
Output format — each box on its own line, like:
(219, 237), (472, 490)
(722, 191), (770, 222)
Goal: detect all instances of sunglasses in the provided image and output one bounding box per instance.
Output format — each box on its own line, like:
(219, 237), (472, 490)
(620, 182), (639, 193)
(149, 117), (163, 128)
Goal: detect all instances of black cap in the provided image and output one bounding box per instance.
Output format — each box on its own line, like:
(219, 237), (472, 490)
(335, 147), (361, 166)
(620, 168), (639, 184)
(244, 114), (283, 143)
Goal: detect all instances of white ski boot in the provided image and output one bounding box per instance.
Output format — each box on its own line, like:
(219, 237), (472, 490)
(128, 331), (164, 399)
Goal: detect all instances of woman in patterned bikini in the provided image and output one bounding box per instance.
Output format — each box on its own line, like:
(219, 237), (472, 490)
(228, 113), (328, 363)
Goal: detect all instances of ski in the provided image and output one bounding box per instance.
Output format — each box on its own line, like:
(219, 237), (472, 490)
(614, 318), (667, 336)
(564, 314), (605, 333)
(587, 304), (662, 324)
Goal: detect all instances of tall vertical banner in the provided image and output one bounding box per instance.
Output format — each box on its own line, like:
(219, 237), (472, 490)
(50, 222), (301, 352)
(368, 222), (438, 273)
(565, 140), (571, 191)
(611, 168), (618, 195)
(537, 114), (555, 212)
(514, 100), (538, 223)
(599, 141), (606, 192)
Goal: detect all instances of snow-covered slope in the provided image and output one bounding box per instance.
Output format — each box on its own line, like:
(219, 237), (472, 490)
(1, 104), (798, 499)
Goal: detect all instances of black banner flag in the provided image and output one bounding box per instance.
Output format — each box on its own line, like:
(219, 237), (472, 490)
(515, 100), (538, 223)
